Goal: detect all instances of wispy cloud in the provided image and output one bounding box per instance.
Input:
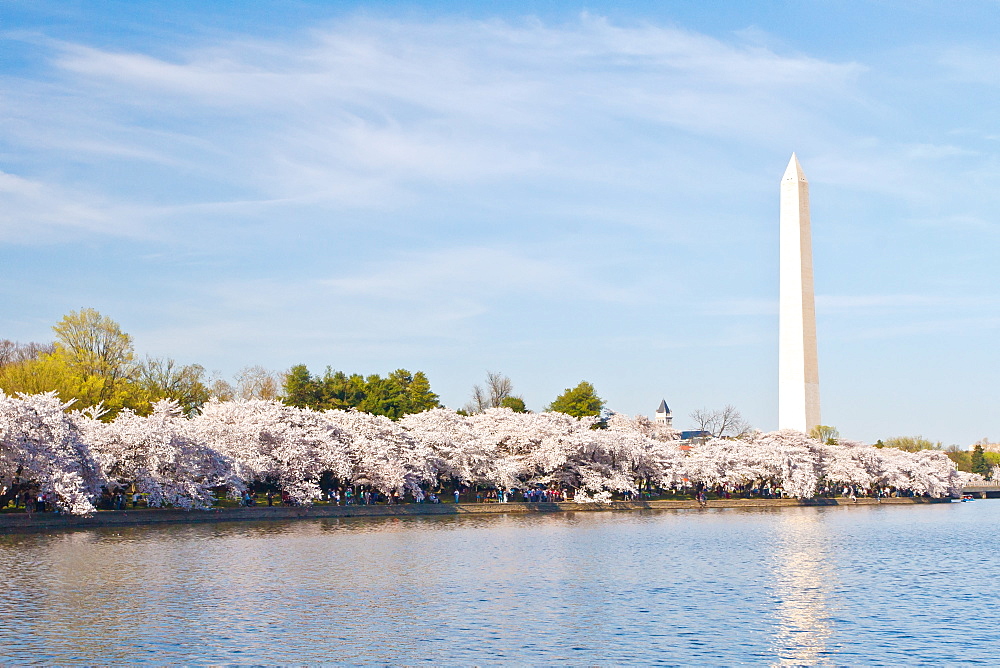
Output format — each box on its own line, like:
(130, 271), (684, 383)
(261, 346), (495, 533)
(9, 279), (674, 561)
(5, 13), (996, 246)
(321, 246), (570, 302)
(0, 13), (873, 243)
(0, 170), (143, 242)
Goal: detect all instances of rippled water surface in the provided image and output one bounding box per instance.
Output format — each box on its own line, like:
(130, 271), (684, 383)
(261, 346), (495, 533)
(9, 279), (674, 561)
(1, 502), (998, 664)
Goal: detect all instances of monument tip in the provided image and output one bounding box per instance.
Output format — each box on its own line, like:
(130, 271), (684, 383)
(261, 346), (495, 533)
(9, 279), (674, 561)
(782, 152), (806, 182)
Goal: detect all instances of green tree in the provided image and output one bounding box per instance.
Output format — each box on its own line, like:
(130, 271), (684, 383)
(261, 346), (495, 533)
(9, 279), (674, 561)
(283, 364), (440, 418)
(946, 449), (972, 472)
(500, 396), (527, 412)
(360, 369), (440, 418)
(401, 370), (440, 414)
(359, 373), (407, 418)
(137, 356), (210, 415)
(283, 364), (321, 408)
(882, 436), (941, 452)
(336, 372), (368, 409)
(809, 425), (840, 444)
(547, 381), (604, 418)
(971, 444), (989, 476)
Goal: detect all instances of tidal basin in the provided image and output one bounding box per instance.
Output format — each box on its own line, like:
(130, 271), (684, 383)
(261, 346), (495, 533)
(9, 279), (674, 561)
(2, 502), (997, 664)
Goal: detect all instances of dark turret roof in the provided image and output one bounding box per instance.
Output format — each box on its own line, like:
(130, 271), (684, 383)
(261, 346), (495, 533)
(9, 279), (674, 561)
(656, 399), (670, 414)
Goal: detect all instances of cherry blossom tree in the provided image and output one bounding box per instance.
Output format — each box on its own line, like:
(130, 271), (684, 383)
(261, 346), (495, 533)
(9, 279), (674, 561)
(324, 408), (434, 497)
(82, 399), (238, 509)
(191, 399), (351, 504)
(0, 391), (972, 513)
(0, 391), (103, 514)
(399, 408), (493, 487)
(403, 408), (683, 498)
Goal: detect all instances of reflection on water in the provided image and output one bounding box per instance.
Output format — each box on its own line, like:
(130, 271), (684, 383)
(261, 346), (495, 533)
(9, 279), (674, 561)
(1, 504), (999, 664)
(770, 510), (835, 665)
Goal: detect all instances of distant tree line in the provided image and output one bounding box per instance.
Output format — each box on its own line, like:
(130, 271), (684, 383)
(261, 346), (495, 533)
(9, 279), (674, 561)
(1, 309), (611, 423)
(282, 365), (440, 419)
(873, 435), (999, 477)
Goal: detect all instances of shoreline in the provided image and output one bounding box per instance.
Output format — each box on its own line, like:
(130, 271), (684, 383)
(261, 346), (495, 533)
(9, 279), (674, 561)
(0, 496), (952, 534)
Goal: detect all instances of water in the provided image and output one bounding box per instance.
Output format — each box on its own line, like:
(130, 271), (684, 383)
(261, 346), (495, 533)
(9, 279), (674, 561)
(1, 502), (997, 664)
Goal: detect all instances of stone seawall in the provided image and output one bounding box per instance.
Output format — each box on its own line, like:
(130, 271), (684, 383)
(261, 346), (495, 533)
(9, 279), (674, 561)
(0, 496), (951, 534)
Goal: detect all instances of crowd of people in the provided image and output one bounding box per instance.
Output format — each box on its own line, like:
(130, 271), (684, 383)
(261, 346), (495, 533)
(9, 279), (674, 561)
(2, 478), (951, 515)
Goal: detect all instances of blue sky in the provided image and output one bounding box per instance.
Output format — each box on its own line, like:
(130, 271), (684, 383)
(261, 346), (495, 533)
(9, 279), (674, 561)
(2, 1), (999, 444)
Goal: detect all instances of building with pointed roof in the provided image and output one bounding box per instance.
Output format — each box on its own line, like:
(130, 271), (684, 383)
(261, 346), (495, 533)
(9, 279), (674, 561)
(654, 399), (672, 427)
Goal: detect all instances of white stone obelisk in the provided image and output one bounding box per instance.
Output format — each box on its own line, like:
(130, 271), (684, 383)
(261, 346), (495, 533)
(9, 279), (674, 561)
(778, 153), (820, 433)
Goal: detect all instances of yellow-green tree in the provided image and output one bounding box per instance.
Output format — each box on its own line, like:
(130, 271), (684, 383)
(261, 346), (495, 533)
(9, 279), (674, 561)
(547, 381), (604, 418)
(1, 309), (148, 417)
(49, 308), (137, 407)
(881, 436), (941, 452)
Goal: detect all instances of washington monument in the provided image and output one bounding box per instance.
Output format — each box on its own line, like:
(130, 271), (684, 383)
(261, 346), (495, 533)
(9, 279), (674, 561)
(778, 153), (820, 433)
